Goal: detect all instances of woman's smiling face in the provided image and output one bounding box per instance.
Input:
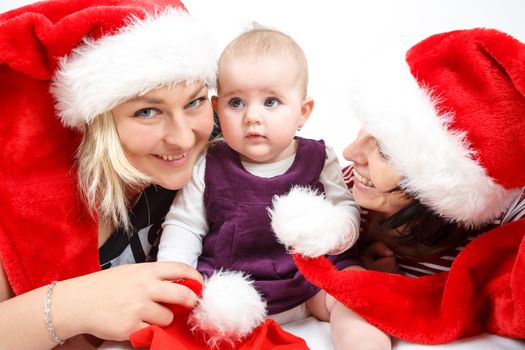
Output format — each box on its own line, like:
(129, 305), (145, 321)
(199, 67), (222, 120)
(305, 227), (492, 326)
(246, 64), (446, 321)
(111, 82), (213, 190)
(343, 128), (412, 215)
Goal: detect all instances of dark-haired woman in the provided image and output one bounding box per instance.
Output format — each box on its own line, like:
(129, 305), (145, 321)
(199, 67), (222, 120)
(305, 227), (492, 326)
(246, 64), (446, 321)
(340, 129), (521, 277)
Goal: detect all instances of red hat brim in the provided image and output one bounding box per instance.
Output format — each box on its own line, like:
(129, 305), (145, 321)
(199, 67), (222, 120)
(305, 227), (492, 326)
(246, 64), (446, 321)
(293, 219), (525, 343)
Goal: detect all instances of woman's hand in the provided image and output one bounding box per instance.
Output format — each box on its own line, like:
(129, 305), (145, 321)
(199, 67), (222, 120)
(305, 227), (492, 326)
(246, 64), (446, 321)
(54, 261), (203, 342)
(360, 241), (399, 274)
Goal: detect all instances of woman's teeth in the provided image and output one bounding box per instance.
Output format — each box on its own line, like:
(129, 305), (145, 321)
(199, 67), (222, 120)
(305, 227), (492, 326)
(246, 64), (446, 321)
(354, 169), (375, 188)
(158, 154), (185, 161)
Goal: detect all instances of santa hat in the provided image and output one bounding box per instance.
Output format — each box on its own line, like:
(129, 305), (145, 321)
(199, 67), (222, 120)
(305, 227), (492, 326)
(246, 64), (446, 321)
(0, 0), (215, 294)
(130, 274), (309, 350)
(353, 28), (525, 227)
(51, 4), (216, 129)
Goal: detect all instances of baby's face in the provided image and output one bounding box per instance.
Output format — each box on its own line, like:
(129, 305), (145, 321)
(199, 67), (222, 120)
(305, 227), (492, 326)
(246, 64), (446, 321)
(213, 54), (312, 164)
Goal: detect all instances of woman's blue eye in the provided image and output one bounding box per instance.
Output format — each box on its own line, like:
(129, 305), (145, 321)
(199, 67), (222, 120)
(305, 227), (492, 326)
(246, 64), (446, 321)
(229, 98), (244, 108)
(133, 108), (158, 118)
(187, 97), (205, 109)
(264, 98), (279, 108)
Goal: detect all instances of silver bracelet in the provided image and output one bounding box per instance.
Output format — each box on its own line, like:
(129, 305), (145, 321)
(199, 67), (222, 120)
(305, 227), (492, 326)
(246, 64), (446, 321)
(44, 281), (66, 346)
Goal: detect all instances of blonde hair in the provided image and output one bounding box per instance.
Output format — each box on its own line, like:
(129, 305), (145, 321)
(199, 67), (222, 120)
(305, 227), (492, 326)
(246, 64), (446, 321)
(76, 111), (151, 231)
(219, 26), (309, 97)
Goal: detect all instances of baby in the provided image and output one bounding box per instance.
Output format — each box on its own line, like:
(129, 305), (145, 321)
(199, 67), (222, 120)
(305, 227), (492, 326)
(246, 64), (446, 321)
(159, 27), (390, 349)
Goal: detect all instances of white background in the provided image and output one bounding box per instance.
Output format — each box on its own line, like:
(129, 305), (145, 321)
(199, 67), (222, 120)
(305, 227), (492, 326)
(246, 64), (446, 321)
(3, 0), (525, 162)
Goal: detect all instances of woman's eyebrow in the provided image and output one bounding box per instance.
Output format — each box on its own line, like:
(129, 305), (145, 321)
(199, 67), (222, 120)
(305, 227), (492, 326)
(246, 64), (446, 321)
(130, 96), (163, 104)
(187, 84), (207, 100)
(129, 84), (207, 104)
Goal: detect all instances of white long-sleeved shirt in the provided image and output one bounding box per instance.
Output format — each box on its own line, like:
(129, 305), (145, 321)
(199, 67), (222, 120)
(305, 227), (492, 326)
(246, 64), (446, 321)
(158, 145), (360, 266)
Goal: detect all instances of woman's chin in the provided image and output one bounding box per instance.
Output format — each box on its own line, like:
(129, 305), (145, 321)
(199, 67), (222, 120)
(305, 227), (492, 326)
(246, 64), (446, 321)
(153, 174), (191, 190)
(353, 181), (380, 203)
(353, 184), (394, 214)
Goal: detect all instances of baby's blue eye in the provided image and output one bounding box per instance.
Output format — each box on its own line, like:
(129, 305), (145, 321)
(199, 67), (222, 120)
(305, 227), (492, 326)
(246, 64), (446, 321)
(134, 108), (158, 118)
(264, 98), (280, 108)
(229, 98), (244, 108)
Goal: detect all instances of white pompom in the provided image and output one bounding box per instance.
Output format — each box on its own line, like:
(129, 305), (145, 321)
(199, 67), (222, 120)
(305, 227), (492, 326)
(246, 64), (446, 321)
(269, 186), (354, 257)
(189, 270), (267, 348)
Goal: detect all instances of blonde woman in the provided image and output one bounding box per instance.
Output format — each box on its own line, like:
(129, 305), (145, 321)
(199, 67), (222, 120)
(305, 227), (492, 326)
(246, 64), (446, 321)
(0, 0), (217, 348)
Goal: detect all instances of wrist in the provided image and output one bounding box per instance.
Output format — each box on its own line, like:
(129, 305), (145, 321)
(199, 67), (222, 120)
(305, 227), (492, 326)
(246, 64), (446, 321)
(50, 279), (85, 341)
(44, 281), (66, 345)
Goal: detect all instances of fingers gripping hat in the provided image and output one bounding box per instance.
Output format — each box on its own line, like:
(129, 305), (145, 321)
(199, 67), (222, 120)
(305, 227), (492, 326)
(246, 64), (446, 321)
(0, 0), (215, 295)
(354, 28), (525, 227)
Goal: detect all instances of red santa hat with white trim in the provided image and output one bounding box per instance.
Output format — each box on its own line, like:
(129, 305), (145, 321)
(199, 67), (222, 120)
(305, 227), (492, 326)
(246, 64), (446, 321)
(274, 28), (525, 343)
(354, 27), (525, 227)
(51, 5), (216, 129)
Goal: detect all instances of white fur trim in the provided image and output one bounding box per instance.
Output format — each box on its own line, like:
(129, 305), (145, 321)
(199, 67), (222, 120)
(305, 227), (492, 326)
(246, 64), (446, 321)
(189, 270), (267, 348)
(269, 186), (356, 257)
(51, 8), (216, 128)
(351, 53), (519, 227)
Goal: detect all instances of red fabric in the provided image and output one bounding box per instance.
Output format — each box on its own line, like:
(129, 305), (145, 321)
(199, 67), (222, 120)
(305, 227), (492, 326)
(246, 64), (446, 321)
(294, 219), (525, 344)
(130, 279), (309, 350)
(0, 0), (185, 295)
(130, 318), (308, 350)
(406, 28), (525, 190)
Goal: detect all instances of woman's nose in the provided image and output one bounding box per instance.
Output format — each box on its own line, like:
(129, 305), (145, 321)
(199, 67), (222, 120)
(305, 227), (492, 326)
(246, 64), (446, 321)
(343, 130), (368, 164)
(163, 116), (195, 149)
(343, 141), (359, 162)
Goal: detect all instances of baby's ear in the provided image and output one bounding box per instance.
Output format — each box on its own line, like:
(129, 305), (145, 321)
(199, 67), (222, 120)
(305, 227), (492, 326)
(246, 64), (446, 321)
(300, 97), (314, 125)
(211, 95), (219, 110)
